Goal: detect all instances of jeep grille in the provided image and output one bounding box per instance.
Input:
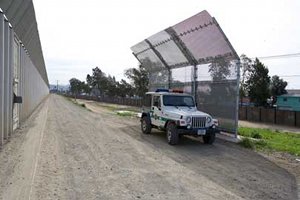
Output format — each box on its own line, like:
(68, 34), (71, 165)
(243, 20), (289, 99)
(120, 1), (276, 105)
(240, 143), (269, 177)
(192, 117), (206, 128)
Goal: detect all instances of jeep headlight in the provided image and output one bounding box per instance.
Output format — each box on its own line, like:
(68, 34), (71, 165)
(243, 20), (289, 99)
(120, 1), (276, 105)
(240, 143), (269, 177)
(186, 116), (192, 124)
(206, 116), (212, 124)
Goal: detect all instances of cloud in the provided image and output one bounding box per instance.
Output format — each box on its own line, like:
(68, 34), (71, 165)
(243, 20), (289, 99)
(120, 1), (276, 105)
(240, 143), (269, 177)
(33, 0), (300, 88)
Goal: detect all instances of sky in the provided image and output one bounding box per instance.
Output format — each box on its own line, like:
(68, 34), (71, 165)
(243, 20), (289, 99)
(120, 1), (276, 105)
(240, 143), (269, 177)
(32, 0), (300, 88)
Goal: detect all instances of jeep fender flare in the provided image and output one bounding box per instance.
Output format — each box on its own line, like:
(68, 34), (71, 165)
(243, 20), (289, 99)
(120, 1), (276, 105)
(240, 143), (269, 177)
(164, 120), (177, 129)
(141, 112), (151, 120)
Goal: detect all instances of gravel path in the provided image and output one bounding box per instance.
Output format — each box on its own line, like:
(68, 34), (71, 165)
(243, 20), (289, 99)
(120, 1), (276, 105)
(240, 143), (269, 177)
(0, 94), (298, 200)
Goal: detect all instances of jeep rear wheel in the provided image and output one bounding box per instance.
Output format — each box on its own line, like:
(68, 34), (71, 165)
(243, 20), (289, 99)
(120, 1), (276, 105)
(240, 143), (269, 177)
(166, 122), (179, 145)
(141, 116), (151, 134)
(203, 132), (215, 144)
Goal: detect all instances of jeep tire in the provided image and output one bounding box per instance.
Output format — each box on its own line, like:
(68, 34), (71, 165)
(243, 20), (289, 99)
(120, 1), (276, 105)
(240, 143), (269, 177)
(141, 116), (151, 134)
(166, 122), (179, 145)
(203, 132), (215, 144)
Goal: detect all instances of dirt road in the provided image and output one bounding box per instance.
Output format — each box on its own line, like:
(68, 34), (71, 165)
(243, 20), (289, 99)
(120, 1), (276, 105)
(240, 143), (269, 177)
(0, 94), (298, 200)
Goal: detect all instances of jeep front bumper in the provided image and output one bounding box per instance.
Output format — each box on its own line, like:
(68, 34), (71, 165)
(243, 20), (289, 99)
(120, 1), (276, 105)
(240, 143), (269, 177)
(176, 126), (219, 136)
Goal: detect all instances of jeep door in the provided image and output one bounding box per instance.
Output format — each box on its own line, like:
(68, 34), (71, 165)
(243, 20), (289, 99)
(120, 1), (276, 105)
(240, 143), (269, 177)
(152, 95), (163, 127)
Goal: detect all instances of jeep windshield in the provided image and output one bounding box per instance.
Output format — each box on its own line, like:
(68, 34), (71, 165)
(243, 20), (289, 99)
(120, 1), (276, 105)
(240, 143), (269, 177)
(163, 95), (195, 107)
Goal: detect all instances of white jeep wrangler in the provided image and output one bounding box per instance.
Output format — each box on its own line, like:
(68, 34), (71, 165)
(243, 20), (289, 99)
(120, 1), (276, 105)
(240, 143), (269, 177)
(140, 89), (219, 145)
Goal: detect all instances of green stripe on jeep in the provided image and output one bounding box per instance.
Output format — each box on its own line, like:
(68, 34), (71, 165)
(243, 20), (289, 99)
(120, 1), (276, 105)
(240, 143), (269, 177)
(160, 117), (168, 122)
(150, 116), (169, 122)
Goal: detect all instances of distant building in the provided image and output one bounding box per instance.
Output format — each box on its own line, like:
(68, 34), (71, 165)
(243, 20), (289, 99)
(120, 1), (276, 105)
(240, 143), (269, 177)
(287, 89), (300, 95)
(276, 94), (300, 111)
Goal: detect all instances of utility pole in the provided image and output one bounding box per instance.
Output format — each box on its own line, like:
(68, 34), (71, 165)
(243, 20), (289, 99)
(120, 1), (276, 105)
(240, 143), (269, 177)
(56, 80), (59, 93)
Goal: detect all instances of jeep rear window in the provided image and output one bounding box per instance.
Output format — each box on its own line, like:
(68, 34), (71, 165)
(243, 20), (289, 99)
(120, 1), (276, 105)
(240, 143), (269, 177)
(163, 95), (195, 107)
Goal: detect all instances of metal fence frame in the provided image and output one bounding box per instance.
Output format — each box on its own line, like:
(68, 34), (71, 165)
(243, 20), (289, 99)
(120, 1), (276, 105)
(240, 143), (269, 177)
(131, 11), (240, 136)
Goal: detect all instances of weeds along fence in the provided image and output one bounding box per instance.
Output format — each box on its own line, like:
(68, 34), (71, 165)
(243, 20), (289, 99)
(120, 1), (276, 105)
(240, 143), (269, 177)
(64, 94), (143, 107)
(239, 106), (300, 128)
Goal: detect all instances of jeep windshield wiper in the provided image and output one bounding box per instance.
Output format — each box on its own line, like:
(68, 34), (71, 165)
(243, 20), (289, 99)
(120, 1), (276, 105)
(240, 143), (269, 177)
(164, 104), (179, 108)
(178, 104), (193, 109)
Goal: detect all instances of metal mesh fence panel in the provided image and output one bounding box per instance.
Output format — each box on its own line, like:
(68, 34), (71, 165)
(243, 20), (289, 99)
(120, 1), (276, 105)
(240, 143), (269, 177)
(135, 49), (170, 91)
(196, 59), (238, 132)
(170, 66), (193, 93)
(147, 30), (189, 67)
(172, 10), (236, 62)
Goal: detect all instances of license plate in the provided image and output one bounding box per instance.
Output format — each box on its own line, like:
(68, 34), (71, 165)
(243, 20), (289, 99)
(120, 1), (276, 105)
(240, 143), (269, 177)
(197, 129), (206, 135)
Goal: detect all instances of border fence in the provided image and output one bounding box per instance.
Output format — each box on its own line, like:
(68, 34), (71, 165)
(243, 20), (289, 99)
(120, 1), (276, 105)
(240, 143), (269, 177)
(0, 1), (49, 147)
(66, 95), (300, 129)
(239, 106), (300, 128)
(131, 10), (240, 134)
(65, 95), (143, 107)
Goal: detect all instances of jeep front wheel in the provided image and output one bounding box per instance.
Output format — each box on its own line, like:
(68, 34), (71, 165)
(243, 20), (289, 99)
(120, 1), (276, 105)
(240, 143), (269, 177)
(141, 116), (151, 134)
(203, 132), (215, 144)
(166, 122), (179, 145)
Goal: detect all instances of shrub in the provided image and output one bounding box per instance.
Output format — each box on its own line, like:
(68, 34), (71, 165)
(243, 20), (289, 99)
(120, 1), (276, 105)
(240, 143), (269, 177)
(239, 138), (255, 149)
(251, 131), (262, 139)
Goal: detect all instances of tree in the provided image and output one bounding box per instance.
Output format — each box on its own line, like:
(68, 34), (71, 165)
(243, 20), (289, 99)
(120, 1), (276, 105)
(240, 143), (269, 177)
(86, 74), (93, 88)
(239, 54), (253, 98)
(268, 75), (288, 106)
(106, 75), (118, 97)
(208, 57), (232, 81)
(82, 82), (91, 95)
(125, 65), (149, 97)
(90, 67), (108, 95)
(270, 75), (287, 97)
(118, 79), (133, 97)
(69, 78), (83, 96)
(246, 58), (270, 106)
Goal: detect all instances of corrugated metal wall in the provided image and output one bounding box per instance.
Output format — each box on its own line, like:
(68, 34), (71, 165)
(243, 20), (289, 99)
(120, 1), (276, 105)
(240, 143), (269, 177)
(0, 8), (49, 147)
(19, 46), (49, 122)
(0, 11), (14, 146)
(0, 12), (4, 145)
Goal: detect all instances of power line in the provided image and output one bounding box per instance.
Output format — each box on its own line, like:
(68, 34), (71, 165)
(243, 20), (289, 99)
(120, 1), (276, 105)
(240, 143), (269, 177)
(276, 75), (300, 77)
(253, 53), (300, 60)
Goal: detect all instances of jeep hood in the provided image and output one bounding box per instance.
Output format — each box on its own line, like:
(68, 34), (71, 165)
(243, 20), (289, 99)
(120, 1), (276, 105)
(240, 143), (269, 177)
(163, 106), (210, 117)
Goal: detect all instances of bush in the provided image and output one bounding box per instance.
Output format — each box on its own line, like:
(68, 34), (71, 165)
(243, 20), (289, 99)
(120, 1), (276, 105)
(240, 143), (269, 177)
(251, 131), (262, 139)
(239, 138), (255, 149)
(255, 140), (267, 149)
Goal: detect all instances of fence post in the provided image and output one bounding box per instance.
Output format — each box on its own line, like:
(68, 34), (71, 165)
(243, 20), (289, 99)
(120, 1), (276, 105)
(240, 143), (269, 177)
(295, 111), (297, 127)
(259, 107), (262, 122)
(274, 109), (277, 124)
